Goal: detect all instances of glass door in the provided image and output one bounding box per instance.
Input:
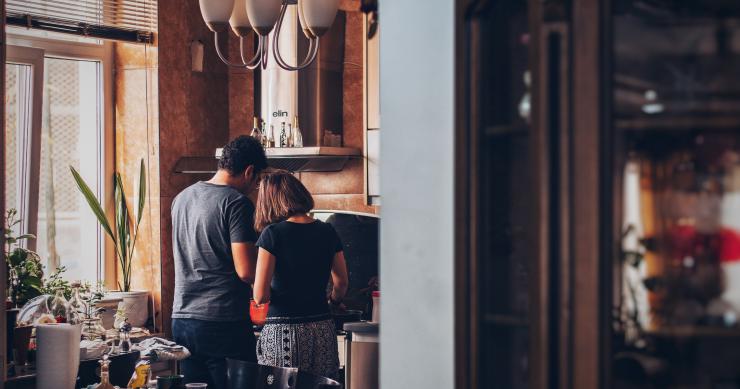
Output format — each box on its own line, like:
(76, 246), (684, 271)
(608, 1), (740, 388)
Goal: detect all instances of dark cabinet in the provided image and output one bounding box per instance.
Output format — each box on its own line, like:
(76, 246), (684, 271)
(458, 0), (740, 388)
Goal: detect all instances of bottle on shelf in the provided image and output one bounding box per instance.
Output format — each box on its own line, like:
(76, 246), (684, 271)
(292, 116), (303, 148)
(261, 120), (268, 148)
(268, 125), (276, 148)
(287, 123), (294, 147)
(279, 122), (287, 148)
(250, 117), (263, 143)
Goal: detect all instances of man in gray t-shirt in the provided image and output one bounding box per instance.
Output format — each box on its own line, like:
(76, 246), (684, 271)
(171, 136), (267, 388)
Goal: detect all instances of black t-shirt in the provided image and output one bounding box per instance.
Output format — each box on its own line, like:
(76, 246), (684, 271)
(256, 220), (343, 318)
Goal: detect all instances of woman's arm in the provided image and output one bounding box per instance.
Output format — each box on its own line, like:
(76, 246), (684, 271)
(330, 251), (349, 303)
(253, 248), (276, 305)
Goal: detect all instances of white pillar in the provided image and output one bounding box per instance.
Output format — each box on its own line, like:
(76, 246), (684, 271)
(379, 1), (455, 388)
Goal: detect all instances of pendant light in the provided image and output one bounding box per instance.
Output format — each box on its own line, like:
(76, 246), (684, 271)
(199, 0), (339, 71)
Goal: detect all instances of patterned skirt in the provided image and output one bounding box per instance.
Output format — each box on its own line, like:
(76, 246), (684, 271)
(256, 317), (339, 379)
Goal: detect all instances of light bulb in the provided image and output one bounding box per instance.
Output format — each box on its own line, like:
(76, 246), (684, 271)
(245, 0), (283, 36)
(200, 0), (236, 32)
(298, 0), (339, 37)
(230, 0), (252, 36)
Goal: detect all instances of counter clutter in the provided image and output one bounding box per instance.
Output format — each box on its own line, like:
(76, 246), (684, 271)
(6, 286), (190, 389)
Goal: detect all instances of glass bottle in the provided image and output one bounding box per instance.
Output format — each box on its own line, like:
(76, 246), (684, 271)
(261, 120), (268, 148)
(292, 116), (303, 148)
(279, 122), (287, 148)
(95, 355), (116, 389)
(268, 125), (275, 148)
(287, 123), (294, 147)
(250, 116), (263, 143)
(50, 289), (70, 324)
(119, 321), (132, 353)
(68, 282), (84, 324)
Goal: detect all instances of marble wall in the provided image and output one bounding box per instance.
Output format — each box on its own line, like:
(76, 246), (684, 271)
(114, 41), (162, 329)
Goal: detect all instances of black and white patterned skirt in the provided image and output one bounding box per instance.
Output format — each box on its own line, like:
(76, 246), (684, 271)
(256, 316), (339, 379)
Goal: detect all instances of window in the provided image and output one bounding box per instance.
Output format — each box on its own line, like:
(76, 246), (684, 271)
(5, 35), (113, 283)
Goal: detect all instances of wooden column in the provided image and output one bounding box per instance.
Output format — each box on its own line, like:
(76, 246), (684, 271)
(571, 0), (604, 387)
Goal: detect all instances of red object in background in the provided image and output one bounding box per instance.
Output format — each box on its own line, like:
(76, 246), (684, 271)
(250, 300), (269, 327)
(720, 227), (740, 263)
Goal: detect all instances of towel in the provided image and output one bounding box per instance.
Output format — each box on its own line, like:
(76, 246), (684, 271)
(132, 337), (190, 362)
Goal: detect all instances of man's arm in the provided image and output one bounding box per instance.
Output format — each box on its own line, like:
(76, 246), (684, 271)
(232, 242), (258, 283)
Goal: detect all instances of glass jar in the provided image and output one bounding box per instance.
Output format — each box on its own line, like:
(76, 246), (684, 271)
(68, 282), (85, 325)
(49, 289), (70, 324)
(81, 317), (106, 341)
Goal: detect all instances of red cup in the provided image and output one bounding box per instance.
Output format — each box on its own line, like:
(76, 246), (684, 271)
(250, 300), (269, 326)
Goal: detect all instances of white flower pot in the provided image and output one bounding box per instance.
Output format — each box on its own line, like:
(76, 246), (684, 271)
(105, 290), (150, 327)
(95, 296), (123, 329)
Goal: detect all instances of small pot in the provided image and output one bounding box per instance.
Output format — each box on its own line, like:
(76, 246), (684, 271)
(105, 290), (150, 327)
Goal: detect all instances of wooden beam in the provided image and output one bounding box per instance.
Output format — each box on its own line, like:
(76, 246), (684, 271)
(571, 0), (603, 387)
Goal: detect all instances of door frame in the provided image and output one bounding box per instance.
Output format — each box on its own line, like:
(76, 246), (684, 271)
(454, 0), (610, 387)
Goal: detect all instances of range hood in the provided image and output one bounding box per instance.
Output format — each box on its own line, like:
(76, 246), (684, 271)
(174, 147), (362, 174)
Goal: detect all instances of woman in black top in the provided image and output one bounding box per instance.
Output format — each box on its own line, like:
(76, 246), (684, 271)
(252, 171), (349, 379)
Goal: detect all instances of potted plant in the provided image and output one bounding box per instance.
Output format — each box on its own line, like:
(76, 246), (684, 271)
(70, 159), (150, 327)
(4, 209), (45, 308)
(4, 209), (44, 366)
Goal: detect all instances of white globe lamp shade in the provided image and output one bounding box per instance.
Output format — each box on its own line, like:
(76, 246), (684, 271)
(229, 0), (252, 36)
(200, 0), (236, 32)
(246, 0), (282, 36)
(297, 0), (315, 39)
(298, 0), (339, 37)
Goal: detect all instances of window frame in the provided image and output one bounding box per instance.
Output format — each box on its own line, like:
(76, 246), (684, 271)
(6, 32), (115, 286)
(5, 46), (44, 250)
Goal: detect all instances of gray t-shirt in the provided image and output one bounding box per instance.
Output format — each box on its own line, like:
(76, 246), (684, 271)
(171, 181), (257, 322)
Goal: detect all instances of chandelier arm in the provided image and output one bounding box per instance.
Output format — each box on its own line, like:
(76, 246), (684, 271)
(240, 35), (263, 68)
(299, 38), (319, 68)
(272, 3), (319, 71)
(214, 31), (252, 68)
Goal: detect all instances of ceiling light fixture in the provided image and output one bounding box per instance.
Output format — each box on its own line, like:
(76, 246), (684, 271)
(199, 0), (339, 71)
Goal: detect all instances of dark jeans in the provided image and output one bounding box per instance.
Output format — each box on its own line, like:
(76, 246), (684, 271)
(172, 318), (256, 389)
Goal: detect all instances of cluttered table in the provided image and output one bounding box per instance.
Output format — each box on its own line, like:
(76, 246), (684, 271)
(6, 331), (183, 389)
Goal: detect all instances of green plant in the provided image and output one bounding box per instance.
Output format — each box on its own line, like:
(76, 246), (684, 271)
(4, 209), (44, 306)
(41, 266), (72, 299)
(70, 159), (146, 292)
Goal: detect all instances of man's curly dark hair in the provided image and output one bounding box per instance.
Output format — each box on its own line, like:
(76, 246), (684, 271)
(218, 136), (268, 175)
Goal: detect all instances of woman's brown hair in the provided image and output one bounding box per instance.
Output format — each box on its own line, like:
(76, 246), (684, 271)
(254, 170), (315, 232)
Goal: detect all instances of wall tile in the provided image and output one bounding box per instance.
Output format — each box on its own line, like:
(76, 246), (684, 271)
(114, 42), (158, 70)
(157, 0), (233, 334)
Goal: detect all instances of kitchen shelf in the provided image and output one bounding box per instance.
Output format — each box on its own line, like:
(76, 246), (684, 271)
(174, 147), (362, 174)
